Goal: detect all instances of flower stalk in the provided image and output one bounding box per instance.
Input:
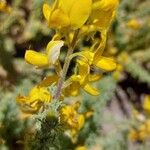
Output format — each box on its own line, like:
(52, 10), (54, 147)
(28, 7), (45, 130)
(54, 29), (80, 100)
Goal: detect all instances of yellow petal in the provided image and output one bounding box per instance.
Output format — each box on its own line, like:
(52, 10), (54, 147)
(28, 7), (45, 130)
(78, 115), (85, 129)
(94, 56), (117, 71)
(46, 40), (64, 64)
(0, 0), (6, 10)
(38, 75), (58, 87)
(77, 60), (90, 80)
(79, 50), (94, 64)
(71, 75), (81, 82)
(29, 86), (51, 103)
(88, 74), (102, 82)
(25, 50), (49, 68)
(69, 50), (94, 64)
(85, 111), (94, 118)
(50, 9), (70, 27)
(92, 0), (119, 11)
(43, 3), (51, 21)
(94, 30), (107, 60)
(73, 102), (80, 110)
(92, 0), (119, 29)
(16, 95), (28, 104)
(70, 0), (92, 28)
(83, 84), (100, 96)
(93, 11), (114, 29)
(59, 0), (75, 14)
(143, 95), (150, 113)
(63, 81), (80, 97)
(75, 146), (87, 150)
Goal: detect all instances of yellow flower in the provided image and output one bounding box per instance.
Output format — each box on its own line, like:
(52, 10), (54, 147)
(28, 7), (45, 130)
(60, 103), (85, 137)
(37, 69), (100, 97)
(128, 120), (150, 142)
(16, 86), (51, 113)
(128, 129), (139, 141)
(0, 0), (11, 13)
(63, 59), (101, 96)
(43, 0), (92, 29)
(143, 95), (150, 114)
(80, 49), (117, 72)
(75, 146), (87, 150)
(25, 40), (64, 68)
(66, 49), (116, 97)
(80, 1), (119, 58)
(127, 19), (141, 30)
(0, 0), (6, 10)
(38, 75), (59, 87)
(91, 0), (119, 30)
(145, 120), (150, 133)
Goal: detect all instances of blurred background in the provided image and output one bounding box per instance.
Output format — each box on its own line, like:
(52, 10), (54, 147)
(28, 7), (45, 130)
(0, 0), (150, 149)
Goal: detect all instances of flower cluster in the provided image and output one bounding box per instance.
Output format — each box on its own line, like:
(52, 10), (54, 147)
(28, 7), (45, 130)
(129, 120), (150, 142)
(22, 0), (118, 101)
(17, 0), (119, 144)
(128, 95), (150, 142)
(17, 86), (51, 113)
(59, 102), (85, 140)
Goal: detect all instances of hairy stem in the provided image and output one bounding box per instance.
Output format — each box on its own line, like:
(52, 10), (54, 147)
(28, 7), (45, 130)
(54, 30), (79, 100)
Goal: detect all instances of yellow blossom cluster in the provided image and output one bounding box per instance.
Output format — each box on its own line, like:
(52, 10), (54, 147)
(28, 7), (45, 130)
(17, 86), (51, 113)
(17, 0), (119, 143)
(128, 120), (150, 142)
(59, 103), (85, 139)
(0, 0), (11, 13)
(22, 0), (118, 101)
(129, 95), (150, 142)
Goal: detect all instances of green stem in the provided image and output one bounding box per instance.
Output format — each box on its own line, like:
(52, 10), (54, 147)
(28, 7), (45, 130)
(53, 30), (79, 100)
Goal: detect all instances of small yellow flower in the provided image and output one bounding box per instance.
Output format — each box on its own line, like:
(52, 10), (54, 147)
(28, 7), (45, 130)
(38, 75), (59, 87)
(128, 129), (139, 141)
(75, 146), (87, 150)
(63, 59), (101, 96)
(60, 103), (85, 137)
(43, 0), (92, 29)
(91, 0), (119, 30)
(25, 40), (64, 68)
(143, 95), (150, 114)
(127, 19), (141, 30)
(0, 0), (6, 10)
(80, 1), (119, 59)
(0, 0), (11, 13)
(79, 49), (117, 72)
(128, 120), (150, 142)
(16, 86), (51, 113)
